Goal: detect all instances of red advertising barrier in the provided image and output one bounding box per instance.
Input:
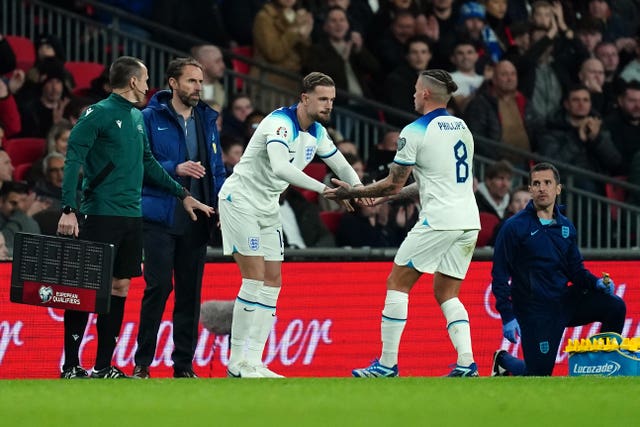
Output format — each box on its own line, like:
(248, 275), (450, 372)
(1, 261), (638, 378)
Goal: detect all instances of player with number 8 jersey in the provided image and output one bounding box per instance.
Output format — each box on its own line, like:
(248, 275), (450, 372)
(393, 106), (479, 231)
(325, 69), (480, 377)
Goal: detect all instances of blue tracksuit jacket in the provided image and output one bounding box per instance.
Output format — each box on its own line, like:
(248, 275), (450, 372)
(141, 90), (226, 227)
(491, 200), (599, 324)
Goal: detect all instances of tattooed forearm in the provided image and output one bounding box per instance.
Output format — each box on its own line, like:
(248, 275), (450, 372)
(335, 163), (413, 199)
(396, 182), (419, 201)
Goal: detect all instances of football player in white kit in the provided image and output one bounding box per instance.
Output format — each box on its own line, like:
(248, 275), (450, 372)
(219, 72), (364, 378)
(326, 69), (481, 377)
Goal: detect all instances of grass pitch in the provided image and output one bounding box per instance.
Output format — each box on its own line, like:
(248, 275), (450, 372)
(1, 377), (637, 427)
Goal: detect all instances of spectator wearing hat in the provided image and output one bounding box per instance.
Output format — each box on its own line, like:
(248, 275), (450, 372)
(15, 57), (71, 138)
(446, 1), (502, 70)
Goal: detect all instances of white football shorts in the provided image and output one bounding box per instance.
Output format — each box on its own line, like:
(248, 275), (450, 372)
(218, 194), (284, 261)
(394, 224), (479, 279)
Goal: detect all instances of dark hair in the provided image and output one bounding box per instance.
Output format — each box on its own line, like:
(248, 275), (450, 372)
(325, 5), (348, 17)
(620, 79), (640, 95)
(420, 69), (458, 94)
(484, 159), (514, 180)
(406, 35), (432, 53)
(302, 72), (335, 93)
(0, 181), (30, 197)
(510, 21), (531, 38)
(564, 83), (590, 101)
(511, 184), (529, 195)
(529, 162), (560, 184)
(109, 56), (145, 89)
(221, 135), (245, 154)
(230, 93), (253, 106)
(165, 57), (203, 84)
(452, 37), (480, 52)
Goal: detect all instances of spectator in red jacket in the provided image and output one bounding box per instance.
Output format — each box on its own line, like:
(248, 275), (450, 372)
(0, 78), (21, 145)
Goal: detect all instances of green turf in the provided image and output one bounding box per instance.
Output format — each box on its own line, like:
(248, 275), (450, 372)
(1, 377), (638, 427)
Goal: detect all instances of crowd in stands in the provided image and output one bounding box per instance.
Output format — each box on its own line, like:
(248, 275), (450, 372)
(2, 0), (640, 255)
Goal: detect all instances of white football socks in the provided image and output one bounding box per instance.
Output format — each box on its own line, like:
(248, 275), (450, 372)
(229, 278), (262, 367)
(379, 290), (408, 368)
(246, 285), (281, 365)
(441, 297), (474, 367)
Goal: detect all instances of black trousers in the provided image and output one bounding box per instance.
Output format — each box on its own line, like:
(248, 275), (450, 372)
(134, 219), (207, 370)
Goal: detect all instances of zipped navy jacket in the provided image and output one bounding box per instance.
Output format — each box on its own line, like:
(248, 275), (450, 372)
(491, 200), (598, 324)
(141, 90), (225, 227)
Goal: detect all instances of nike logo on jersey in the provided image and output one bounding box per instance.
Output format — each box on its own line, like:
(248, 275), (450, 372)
(85, 107), (93, 116)
(243, 308), (255, 312)
(157, 126), (169, 131)
(116, 120), (122, 128)
(530, 230), (539, 236)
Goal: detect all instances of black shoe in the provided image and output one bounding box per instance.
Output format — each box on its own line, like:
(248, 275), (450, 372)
(132, 365), (150, 379)
(91, 366), (131, 379)
(491, 350), (508, 376)
(60, 366), (89, 379)
(173, 368), (198, 378)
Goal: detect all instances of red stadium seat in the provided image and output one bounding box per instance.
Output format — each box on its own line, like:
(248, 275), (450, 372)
(4, 137), (46, 166)
(477, 212), (500, 247)
(605, 176), (628, 220)
(5, 35), (35, 72)
(13, 162), (33, 181)
(299, 189), (318, 204)
(303, 162), (327, 182)
(319, 211), (344, 235)
(65, 61), (105, 90)
(231, 46), (252, 90)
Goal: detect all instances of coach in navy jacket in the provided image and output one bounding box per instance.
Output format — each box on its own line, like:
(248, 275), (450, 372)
(490, 162), (625, 376)
(134, 60), (226, 379)
(141, 90), (225, 225)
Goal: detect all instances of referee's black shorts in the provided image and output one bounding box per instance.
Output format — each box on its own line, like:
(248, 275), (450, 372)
(78, 215), (143, 279)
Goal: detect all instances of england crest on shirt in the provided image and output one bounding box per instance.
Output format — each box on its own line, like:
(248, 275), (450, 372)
(305, 146), (315, 162)
(562, 226), (569, 238)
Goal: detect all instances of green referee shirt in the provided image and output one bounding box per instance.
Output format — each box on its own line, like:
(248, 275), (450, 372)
(62, 93), (184, 217)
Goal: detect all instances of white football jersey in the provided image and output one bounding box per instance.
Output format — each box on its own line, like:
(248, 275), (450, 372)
(394, 108), (480, 230)
(219, 105), (337, 215)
